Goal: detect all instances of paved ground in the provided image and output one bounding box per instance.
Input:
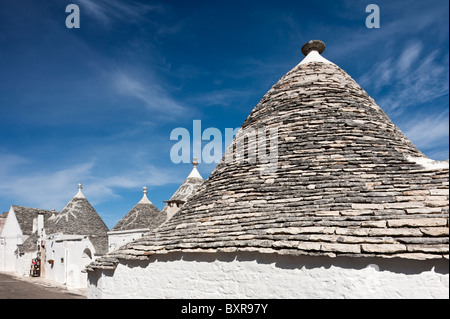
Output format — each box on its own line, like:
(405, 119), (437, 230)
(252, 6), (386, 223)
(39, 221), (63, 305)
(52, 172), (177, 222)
(0, 272), (86, 299)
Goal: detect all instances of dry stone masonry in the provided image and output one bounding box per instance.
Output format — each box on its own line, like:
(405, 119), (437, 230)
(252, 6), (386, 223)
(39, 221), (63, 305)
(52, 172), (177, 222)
(111, 187), (164, 232)
(86, 40), (449, 272)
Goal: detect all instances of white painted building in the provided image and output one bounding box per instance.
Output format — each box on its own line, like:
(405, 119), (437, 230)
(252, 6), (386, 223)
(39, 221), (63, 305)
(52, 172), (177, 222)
(1, 183), (109, 290)
(87, 252), (449, 299)
(44, 183), (109, 289)
(44, 234), (99, 289)
(0, 205), (54, 274)
(108, 162), (204, 252)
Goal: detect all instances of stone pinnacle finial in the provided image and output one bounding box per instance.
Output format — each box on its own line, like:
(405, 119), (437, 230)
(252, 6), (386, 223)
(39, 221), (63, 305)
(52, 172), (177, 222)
(139, 186), (152, 204)
(188, 157), (203, 179)
(192, 157), (198, 168)
(301, 40), (326, 56)
(75, 182), (85, 198)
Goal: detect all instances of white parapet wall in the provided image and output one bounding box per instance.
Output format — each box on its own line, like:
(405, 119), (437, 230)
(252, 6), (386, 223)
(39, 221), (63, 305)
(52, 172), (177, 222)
(107, 229), (148, 253)
(87, 252), (449, 299)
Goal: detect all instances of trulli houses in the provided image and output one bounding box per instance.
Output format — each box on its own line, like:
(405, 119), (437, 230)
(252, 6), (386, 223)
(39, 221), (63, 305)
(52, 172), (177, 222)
(86, 40), (449, 299)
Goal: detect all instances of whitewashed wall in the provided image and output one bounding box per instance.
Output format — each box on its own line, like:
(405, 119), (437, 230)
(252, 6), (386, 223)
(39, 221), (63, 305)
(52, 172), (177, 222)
(46, 236), (95, 289)
(0, 207), (24, 271)
(88, 252), (449, 299)
(0, 243), (4, 270)
(108, 229), (147, 252)
(16, 252), (35, 277)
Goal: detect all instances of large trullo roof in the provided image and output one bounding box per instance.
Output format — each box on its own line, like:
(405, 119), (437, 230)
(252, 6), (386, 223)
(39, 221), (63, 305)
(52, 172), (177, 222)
(111, 187), (164, 232)
(87, 41), (449, 271)
(49, 183), (109, 236)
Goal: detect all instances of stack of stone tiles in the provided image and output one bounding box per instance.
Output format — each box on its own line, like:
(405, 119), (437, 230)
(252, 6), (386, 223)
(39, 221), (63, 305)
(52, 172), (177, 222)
(86, 41), (448, 271)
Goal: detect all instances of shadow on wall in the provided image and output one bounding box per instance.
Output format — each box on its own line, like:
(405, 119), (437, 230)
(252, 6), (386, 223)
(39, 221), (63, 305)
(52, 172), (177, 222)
(111, 251), (448, 276)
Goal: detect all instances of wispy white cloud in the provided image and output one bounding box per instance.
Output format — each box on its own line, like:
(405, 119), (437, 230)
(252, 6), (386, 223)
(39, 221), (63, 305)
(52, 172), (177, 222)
(400, 110), (449, 157)
(0, 154), (28, 175)
(111, 70), (188, 118)
(358, 41), (449, 116)
(187, 88), (256, 108)
(330, 1), (448, 60)
(78, 0), (164, 27)
(0, 159), (95, 210)
(398, 41), (423, 73)
(0, 154), (180, 211)
(356, 38), (448, 160)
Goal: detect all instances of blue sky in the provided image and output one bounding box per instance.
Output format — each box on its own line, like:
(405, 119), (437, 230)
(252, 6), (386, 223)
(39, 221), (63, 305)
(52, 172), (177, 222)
(0, 0), (448, 229)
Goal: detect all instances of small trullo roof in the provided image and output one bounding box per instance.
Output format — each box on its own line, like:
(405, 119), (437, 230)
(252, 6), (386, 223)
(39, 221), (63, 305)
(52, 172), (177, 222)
(49, 183), (109, 236)
(162, 158), (204, 207)
(111, 186), (164, 232)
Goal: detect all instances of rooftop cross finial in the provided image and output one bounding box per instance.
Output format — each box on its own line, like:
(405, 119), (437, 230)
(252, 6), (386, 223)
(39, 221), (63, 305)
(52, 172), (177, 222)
(301, 40), (326, 56)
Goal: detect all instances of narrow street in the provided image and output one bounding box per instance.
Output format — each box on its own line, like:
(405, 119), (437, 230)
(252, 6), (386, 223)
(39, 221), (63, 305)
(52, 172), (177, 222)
(0, 272), (86, 299)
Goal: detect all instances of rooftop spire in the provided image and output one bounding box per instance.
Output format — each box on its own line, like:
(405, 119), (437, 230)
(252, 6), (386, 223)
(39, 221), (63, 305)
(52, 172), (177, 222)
(299, 40), (334, 66)
(301, 40), (325, 56)
(188, 157), (203, 179)
(139, 186), (152, 204)
(74, 182), (85, 199)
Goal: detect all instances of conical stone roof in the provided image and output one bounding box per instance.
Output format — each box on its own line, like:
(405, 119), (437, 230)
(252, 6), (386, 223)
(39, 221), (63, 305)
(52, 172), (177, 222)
(111, 187), (164, 232)
(161, 158), (204, 217)
(166, 159), (204, 204)
(49, 183), (109, 236)
(87, 41), (449, 271)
